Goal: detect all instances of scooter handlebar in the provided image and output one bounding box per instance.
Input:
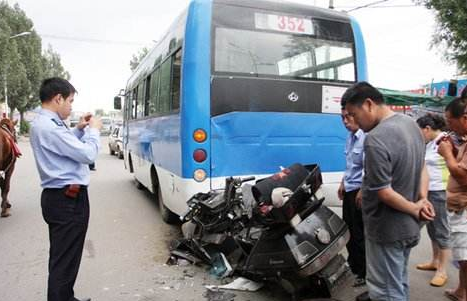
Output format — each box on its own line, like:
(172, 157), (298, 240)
(240, 176), (255, 183)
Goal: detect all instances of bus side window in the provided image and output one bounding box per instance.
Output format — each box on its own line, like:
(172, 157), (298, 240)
(137, 84), (145, 118)
(123, 95), (128, 121)
(144, 75), (151, 116)
(149, 68), (161, 115)
(132, 89), (137, 119)
(171, 49), (182, 111)
(159, 58), (172, 113)
(124, 92), (130, 121)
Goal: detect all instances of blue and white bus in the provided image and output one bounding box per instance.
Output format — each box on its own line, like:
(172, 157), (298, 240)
(118, 0), (368, 223)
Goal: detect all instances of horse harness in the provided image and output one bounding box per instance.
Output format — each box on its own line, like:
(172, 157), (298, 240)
(0, 124), (18, 179)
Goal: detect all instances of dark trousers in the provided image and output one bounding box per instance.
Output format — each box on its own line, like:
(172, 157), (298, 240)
(41, 186), (89, 301)
(342, 189), (366, 278)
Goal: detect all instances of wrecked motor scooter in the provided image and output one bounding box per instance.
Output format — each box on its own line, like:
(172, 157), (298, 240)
(173, 163), (350, 299)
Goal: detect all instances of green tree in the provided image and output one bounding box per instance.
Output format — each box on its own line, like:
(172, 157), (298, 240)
(0, 1), (69, 130)
(129, 47), (150, 72)
(0, 2), (32, 120)
(416, 0), (467, 73)
(9, 4), (43, 127)
(42, 45), (70, 80)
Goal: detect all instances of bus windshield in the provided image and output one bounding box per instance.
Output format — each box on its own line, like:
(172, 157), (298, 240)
(212, 2), (357, 82)
(215, 28), (355, 82)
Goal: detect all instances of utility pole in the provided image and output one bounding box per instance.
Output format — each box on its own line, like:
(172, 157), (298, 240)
(329, 0), (334, 9)
(3, 69), (7, 118)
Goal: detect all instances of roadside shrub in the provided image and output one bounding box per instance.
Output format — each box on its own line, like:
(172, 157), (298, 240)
(20, 120), (30, 135)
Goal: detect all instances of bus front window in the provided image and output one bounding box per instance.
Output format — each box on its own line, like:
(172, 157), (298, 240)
(214, 27), (355, 82)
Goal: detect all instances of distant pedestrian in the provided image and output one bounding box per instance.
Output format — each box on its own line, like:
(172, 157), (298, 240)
(30, 77), (102, 301)
(415, 114), (450, 287)
(438, 96), (467, 301)
(338, 107), (366, 287)
(341, 81), (435, 301)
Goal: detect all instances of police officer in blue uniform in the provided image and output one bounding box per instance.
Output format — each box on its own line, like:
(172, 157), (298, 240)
(30, 77), (102, 301)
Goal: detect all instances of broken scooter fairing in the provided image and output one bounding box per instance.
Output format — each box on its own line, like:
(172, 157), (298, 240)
(170, 163), (350, 299)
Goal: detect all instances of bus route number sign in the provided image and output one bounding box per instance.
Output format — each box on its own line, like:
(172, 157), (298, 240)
(255, 13), (314, 35)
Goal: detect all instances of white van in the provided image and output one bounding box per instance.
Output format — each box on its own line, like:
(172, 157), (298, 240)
(101, 117), (112, 135)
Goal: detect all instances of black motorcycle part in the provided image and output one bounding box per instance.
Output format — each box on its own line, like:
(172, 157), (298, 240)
(170, 238), (213, 264)
(254, 164), (324, 224)
(252, 163), (310, 204)
(276, 255), (349, 300)
(243, 205), (347, 276)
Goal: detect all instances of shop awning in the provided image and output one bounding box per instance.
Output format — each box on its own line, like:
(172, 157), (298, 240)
(379, 88), (454, 107)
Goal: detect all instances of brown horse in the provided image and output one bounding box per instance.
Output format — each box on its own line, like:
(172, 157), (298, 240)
(0, 118), (20, 217)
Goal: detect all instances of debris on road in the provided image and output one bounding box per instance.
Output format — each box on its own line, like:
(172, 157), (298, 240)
(204, 288), (236, 301)
(205, 277), (263, 292)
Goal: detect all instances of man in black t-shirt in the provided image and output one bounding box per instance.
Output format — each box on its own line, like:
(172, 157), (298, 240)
(341, 82), (435, 301)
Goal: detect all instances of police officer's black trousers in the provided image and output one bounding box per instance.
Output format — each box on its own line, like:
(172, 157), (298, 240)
(41, 186), (89, 301)
(342, 189), (366, 279)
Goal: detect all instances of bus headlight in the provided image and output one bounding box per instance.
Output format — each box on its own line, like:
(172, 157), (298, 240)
(193, 169), (207, 182)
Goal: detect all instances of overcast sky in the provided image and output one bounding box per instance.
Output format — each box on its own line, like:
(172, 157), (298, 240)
(6, 0), (458, 112)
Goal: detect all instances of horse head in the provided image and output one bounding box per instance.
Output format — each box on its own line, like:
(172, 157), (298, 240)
(0, 118), (18, 142)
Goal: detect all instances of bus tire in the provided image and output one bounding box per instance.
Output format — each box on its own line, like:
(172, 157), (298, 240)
(109, 144), (115, 155)
(151, 168), (179, 224)
(134, 177), (144, 190)
(157, 185), (179, 224)
(128, 153), (134, 173)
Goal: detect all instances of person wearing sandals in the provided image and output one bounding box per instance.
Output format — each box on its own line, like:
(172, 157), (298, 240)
(338, 107), (367, 287)
(415, 114), (450, 287)
(438, 96), (467, 301)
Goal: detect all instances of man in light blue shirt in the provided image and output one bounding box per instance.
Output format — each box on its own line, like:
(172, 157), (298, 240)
(30, 77), (101, 301)
(338, 107), (366, 287)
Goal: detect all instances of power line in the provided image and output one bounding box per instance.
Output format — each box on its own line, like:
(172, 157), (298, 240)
(40, 33), (148, 46)
(344, 0), (390, 12)
(337, 4), (417, 9)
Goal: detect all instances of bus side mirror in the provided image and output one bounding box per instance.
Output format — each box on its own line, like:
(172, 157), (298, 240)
(114, 96), (122, 110)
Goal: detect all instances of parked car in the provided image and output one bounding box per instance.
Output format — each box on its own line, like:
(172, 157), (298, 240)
(108, 126), (123, 159)
(101, 117), (112, 135)
(69, 118), (80, 128)
(110, 119), (123, 133)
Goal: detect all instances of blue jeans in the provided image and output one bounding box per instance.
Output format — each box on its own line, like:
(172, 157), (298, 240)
(366, 237), (418, 301)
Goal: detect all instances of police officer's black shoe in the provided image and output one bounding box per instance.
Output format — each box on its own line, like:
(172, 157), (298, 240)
(353, 277), (366, 287)
(356, 291), (371, 301)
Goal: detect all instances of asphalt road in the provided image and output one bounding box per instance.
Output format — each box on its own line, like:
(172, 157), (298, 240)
(0, 137), (457, 301)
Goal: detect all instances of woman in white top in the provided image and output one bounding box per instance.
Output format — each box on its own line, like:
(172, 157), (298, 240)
(415, 114), (450, 287)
